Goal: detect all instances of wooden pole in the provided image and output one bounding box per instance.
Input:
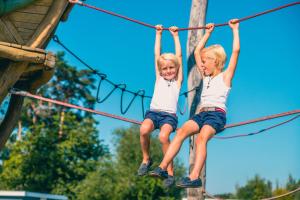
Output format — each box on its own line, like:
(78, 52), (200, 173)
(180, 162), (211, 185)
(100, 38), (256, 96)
(0, 0), (70, 150)
(0, 42), (55, 68)
(187, 0), (207, 199)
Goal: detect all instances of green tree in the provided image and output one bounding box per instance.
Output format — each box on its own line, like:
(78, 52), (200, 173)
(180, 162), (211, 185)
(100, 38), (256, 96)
(0, 52), (108, 199)
(19, 51), (97, 137)
(285, 175), (300, 200)
(76, 125), (186, 200)
(236, 174), (272, 200)
(215, 193), (235, 199)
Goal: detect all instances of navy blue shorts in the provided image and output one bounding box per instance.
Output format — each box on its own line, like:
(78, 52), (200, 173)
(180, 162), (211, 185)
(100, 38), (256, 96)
(144, 110), (178, 131)
(191, 111), (226, 133)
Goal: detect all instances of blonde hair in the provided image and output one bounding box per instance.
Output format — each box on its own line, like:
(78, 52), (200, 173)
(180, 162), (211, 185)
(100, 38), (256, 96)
(157, 53), (180, 71)
(201, 44), (226, 70)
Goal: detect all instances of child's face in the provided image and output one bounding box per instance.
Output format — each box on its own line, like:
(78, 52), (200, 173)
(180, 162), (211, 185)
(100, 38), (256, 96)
(160, 60), (178, 80)
(201, 52), (218, 76)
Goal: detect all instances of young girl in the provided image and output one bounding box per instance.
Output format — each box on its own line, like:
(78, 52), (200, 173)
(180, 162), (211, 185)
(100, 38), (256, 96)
(137, 25), (183, 187)
(149, 19), (240, 188)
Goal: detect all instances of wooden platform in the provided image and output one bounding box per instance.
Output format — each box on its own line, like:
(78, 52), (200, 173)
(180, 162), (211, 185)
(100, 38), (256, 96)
(0, 0), (74, 149)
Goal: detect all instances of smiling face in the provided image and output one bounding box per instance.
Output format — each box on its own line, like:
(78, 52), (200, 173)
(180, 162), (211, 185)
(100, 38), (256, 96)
(201, 52), (218, 76)
(157, 53), (179, 80)
(200, 45), (227, 76)
(159, 59), (178, 80)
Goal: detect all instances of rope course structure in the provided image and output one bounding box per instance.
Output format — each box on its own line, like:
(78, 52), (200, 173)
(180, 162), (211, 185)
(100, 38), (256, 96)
(68, 0), (300, 31)
(53, 1), (300, 118)
(38, 0), (299, 197)
(52, 35), (196, 117)
(10, 90), (300, 140)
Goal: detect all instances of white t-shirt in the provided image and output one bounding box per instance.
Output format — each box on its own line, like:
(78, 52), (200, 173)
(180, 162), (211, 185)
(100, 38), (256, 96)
(150, 76), (180, 114)
(200, 72), (231, 111)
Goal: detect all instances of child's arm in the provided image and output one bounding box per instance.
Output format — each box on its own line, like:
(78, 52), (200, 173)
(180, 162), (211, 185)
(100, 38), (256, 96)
(194, 23), (214, 77)
(169, 26), (183, 86)
(154, 25), (163, 79)
(224, 19), (240, 86)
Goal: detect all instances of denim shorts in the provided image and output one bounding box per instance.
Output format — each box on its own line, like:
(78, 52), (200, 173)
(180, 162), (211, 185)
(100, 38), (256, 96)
(144, 110), (178, 131)
(191, 110), (226, 133)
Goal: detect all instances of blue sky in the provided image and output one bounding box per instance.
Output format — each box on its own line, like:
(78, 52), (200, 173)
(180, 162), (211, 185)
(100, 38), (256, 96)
(47, 0), (300, 194)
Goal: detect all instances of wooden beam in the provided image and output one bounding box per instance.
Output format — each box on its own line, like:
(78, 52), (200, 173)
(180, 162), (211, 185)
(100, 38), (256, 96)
(0, 94), (25, 150)
(28, 0), (69, 48)
(28, 67), (55, 92)
(0, 62), (29, 104)
(0, 42), (55, 68)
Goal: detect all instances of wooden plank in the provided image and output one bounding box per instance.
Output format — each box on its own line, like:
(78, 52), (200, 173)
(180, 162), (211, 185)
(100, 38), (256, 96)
(17, 27), (35, 34)
(19, 31), (34, 41)
(14, 21), (39, 30)
(17, 5), (50, 15)
(0, 41), (46, 53)
(9, 12), (45, 24)
(34, 0), (53, 6)
(18, 34), (30, 42)
(0, 19), (17, 43)
(28, 0), (69, 48)
(0, 17), (24, 44)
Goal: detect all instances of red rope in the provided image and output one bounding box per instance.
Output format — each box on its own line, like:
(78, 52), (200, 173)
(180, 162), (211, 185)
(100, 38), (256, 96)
(11, 90), (142, 125)
(69, 0), (300, 31)
(10, 90), (300, 133)
(224, 110), (300, 129)
(216, 114), (300, 139)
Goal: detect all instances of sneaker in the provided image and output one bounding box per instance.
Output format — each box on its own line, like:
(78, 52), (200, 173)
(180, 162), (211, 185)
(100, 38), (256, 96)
(163, 175), (175, 187)
(149, 167), (168, 179)
(137, 159), (152, 176)
(176, 177), (202, 188)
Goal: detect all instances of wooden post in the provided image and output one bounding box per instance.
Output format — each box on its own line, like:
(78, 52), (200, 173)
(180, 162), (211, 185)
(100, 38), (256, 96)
(0, 0), (70, 150)
(0, 62), (29, 103)
(0, 42), (55, 68)
(187, 0), (207, 199)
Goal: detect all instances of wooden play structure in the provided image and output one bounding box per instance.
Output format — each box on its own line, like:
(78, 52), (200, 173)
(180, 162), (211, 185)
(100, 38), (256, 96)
(0, 0), (74, 149)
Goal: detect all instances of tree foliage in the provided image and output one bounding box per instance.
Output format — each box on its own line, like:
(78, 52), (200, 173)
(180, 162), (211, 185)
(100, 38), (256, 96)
(236, 174), (272, 199)
(0, 52), (108, 199)
(75, 125), (186, 200)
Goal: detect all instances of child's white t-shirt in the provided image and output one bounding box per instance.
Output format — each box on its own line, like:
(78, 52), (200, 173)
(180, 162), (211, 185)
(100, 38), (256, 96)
(200, 72), (231, 111)
(150, 76), (180, 114)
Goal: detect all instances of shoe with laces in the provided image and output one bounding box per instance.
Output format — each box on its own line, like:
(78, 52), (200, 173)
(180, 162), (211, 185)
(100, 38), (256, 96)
(176, 177), (202, 188)
(164, 175), (175, 187)
(149, 167), (168, 179)
(137, 159), (152, 176)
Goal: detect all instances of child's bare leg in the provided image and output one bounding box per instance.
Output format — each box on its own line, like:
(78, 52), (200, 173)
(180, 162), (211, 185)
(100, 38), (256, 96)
(189, 124), (216, 180)
(140, 119), (155, 163)
(159, 124), (174, 176)
(159, 120), (199, 170)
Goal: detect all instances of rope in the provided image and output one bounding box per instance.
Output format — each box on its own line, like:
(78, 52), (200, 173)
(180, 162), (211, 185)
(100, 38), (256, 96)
(203, 187), (300, 200)
(10, 90), (300, 139)
(11, 90), (142, 125)
(215, 114), (300, 139)
(69, 0), (300, 31)
(52, 35), (200, 117)
(204, 190), (223, 200)
(262, 187), (300, 200)
(224, 110), (300, 129)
